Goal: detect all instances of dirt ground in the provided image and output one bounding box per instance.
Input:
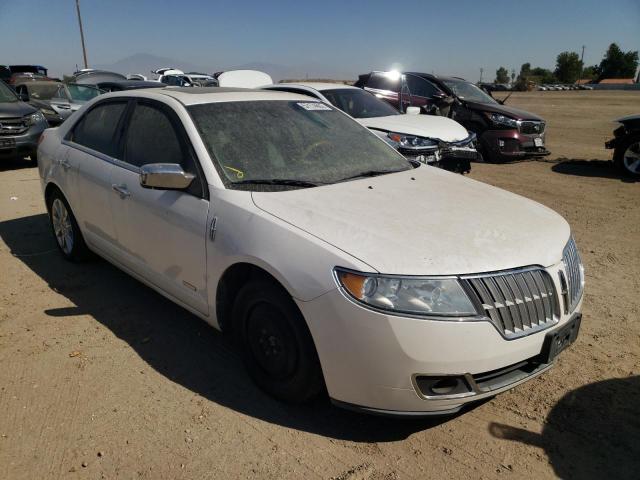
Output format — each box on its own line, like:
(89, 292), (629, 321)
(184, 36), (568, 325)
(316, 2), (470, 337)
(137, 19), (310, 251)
(1, 91), (639, 480)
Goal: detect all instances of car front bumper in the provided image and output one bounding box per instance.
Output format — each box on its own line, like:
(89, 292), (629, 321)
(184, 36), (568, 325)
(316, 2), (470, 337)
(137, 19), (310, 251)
(481, 129), (550, 160)
(297, 266), (582, 416)
(0, 122), (47, 159)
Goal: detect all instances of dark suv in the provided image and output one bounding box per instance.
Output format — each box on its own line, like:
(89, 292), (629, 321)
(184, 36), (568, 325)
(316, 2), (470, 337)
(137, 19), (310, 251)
(355, 71), (550, 162)
(0, 80), (48, 163)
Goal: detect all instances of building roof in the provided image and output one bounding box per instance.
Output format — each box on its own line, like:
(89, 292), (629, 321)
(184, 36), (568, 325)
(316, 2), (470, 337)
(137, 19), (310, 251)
(575, 79), (593, 85)
(598, 78), (635, 84)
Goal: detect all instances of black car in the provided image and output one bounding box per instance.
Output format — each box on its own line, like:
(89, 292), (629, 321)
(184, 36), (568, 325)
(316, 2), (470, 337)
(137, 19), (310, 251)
(356, 71), (550, 162)
(92, 80), (165, 92)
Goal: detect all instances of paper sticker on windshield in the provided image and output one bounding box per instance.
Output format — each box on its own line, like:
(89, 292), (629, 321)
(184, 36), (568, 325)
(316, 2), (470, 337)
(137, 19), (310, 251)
(297, 102), (332, 111)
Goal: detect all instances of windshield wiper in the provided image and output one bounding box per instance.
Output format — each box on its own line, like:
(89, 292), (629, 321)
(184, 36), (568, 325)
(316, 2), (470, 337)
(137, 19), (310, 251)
(337, 169), (406, 183)
(231, 178), (322, 188)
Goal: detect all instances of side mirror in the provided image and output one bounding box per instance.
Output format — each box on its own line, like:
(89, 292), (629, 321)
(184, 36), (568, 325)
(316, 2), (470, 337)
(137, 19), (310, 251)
(405, 106), (421, 115)
(139, 163), (195, 190)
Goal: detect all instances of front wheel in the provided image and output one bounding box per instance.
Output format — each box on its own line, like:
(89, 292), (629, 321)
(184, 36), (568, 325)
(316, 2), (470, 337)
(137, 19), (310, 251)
(233, 280), (324, 403)
(47, 189), (89, 261)
(614, 134), (640, 178)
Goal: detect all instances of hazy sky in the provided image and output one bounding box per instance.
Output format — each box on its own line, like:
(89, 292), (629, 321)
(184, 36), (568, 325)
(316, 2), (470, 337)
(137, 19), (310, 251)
(1, 0), (638, 80)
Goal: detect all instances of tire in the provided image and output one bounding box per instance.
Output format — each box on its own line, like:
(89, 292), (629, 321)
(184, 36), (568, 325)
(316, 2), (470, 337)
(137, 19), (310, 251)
(46, 189), (90, 262)
(614, 133), (640, 178)
(233, 280), (324, 403)
(29, 151), (38, 165)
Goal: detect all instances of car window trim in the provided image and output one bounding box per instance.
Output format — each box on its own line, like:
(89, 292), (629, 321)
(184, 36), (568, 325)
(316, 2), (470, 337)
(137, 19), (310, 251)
(63, 98), (132, 167)
(120, 98), (208, 200)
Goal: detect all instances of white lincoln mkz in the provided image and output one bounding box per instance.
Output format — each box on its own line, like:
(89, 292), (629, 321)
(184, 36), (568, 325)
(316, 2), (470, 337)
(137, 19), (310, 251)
(38, 87), (584, 416)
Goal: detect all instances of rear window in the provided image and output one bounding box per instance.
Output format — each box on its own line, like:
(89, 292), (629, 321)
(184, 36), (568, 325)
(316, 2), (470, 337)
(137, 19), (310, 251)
(71, 102), (127, 157)
(367, 73), (400, 92)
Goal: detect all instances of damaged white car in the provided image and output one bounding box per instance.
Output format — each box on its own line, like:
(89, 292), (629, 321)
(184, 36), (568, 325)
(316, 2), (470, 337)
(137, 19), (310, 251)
(264, 82), (478, 173)
(38, 87), (583, 416)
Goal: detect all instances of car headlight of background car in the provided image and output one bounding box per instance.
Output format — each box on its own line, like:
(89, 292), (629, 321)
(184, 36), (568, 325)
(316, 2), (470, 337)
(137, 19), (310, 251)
(335, 268), (478, 317)
(23, 111), (46, 126)
(40, 107), (57, 116)
(387, 132), (439, 150)
(486, 113), (519, 129)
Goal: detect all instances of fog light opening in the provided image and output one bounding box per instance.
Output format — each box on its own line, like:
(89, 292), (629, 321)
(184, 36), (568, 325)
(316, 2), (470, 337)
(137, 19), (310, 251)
(415, 375), (473, 397)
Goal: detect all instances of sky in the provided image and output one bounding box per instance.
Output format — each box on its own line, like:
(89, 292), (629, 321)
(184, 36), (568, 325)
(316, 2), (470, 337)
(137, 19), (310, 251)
(1, 0), (639, 80)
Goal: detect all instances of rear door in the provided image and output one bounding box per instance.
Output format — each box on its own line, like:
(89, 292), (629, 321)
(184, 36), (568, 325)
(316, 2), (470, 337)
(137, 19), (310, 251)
(63, 100), (129, 258)
(109, 99), (210, 315)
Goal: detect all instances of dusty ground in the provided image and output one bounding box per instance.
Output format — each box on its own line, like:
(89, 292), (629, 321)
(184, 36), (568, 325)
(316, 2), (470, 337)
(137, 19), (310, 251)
(1, 91), (639, 479)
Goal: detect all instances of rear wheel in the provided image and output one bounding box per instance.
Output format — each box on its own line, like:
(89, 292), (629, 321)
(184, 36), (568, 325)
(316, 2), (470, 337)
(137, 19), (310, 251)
(29, 151), (38, 165)
(614, 134), (640, 178)
(47, 189), (89, 261)
(233, 280), (324, 403)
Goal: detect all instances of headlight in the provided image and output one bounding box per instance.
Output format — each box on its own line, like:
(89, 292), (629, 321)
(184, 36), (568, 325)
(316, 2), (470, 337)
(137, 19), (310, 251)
(487, 113), (519, 128)
(23, 111), (45, 126)
(335, 268), (478, 317)
(387, 132), (438, 150)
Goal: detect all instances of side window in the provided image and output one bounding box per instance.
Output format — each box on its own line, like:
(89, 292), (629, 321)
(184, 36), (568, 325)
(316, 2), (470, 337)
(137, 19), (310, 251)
(123, 103), (204, 196)
(405, 75), (440, 98)
(71, 102), (127, 157)
(367, 73), (400, 92)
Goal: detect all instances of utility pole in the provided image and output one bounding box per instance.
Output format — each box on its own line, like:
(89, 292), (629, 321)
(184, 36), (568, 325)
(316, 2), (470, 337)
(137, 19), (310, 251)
(480, 67), (483, 83)
(579, 45), (585, 80)
(75, 0), (88, 69)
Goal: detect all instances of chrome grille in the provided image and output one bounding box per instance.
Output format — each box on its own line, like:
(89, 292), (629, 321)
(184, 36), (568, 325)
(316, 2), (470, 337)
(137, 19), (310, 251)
(0, 117), (28, 135)
(519, 121), (545, 135)
(462, 268), (559, 339)
(562, 237), (584, 312)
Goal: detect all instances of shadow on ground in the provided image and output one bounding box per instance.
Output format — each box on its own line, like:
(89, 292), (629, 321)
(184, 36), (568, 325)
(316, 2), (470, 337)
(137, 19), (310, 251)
(551, 158), (638, 182)
(0, 155), (36, 172)
(0, 213), (468, 442)
(490, 376), (640, 480)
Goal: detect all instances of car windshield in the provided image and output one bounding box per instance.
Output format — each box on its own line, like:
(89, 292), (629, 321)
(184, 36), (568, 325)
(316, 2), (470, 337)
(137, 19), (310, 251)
(66, 84), (102, 102)
(0, 81), (18, 103)
(321, 88), (399, 118)
(442, 79), (497, 104)
(189, 100), (411, 190)
(26, 83), (60, 100)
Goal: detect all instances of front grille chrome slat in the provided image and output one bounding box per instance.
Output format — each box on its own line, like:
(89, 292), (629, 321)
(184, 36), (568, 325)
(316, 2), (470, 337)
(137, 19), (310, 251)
(463, 267), (559, 339)
(0, 117), (29, 136)
(562, 237), (584, 312)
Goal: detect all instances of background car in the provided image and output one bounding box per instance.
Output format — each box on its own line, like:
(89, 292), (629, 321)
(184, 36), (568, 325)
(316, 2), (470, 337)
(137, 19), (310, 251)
(14, 81), (65, 126)
(356, 71), (550, 162)
(87, 80), (165, 93)
(47, 83), (103, 121)
(264, 82), (477, 173)
(606, 114), (640, 177)
(0, 79), (47, 163)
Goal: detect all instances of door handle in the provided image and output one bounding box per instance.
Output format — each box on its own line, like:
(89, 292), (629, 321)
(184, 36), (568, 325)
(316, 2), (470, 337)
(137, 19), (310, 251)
(112, 184), (131, 199)
(58, 158), (71, 170)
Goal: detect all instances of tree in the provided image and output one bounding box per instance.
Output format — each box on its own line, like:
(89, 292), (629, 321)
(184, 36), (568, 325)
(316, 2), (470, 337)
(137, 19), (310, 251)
(581, 65), (599, 80)
(510, 69), (516, 84)
(495, 66), (509, 83)
(555, 51), (583, 83)
(519, 63), (532, 78)
(598, 43), (639, 79)
(531, 67), (557, 84)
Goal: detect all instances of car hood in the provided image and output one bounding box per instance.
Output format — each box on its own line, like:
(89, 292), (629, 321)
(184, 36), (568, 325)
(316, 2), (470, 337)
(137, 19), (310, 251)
(358, 114), (469, 142)
(464, 101), (544, 121)
(0, 100), (36, 118)
(252, 167), (569, 275)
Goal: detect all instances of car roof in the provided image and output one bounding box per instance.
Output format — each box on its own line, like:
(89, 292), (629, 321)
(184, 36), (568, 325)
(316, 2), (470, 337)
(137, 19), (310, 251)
(275, 82), (358, 92)
(16, 80), (60, 87)
(99, 87), (320, 105)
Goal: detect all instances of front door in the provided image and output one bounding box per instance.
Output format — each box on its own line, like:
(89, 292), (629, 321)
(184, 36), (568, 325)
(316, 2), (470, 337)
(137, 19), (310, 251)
(109, 100), (210, 315)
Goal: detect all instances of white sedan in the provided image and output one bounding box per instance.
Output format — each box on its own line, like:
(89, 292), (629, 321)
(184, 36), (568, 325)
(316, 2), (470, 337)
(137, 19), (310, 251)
(38, 87), (584, 416)
(264, 82), (478, 173)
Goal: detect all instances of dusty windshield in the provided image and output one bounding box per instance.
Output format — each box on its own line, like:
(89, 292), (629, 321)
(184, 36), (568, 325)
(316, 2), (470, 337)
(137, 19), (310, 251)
(189, 100), (411, 190)
(443, 79), (497, 104)
(0, 81), (18, 103)
(321, 88), (399, 118)
(26, 83), (60, 100)
(67, 84), (102, 102)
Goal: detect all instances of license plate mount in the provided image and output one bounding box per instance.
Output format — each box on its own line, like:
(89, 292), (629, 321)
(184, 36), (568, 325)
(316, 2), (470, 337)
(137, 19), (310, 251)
(540, 314), (581, 363)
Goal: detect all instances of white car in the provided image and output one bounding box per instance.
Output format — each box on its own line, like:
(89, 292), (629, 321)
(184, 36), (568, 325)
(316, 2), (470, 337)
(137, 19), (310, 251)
(264, 82), (477, 173)
(38, 87), (584, 416)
